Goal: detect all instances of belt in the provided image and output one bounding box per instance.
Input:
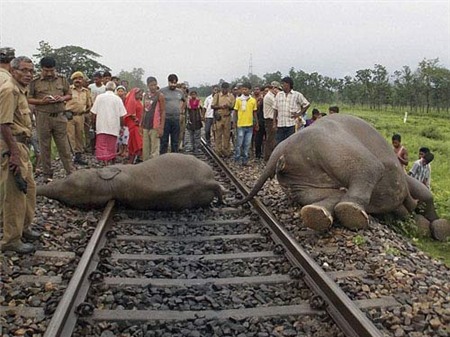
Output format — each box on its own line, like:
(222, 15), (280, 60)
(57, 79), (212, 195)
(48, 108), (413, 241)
(14, 134), (31, 145)
(49, 111), (65, 117)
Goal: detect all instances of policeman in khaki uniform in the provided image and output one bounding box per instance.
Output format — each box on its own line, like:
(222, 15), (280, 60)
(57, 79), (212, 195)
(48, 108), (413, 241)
(27, 57), (73, 181)
(65, 71), (92, 165)
(0, 47), (15, 87)
(211, 82), (235, 158)
(0, 47), (16, 224)
(0, 56), (39, 254)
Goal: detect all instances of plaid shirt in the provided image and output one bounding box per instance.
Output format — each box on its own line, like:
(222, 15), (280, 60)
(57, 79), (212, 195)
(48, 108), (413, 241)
(409, 159), (431, 189)
(274, 90), (309, 127)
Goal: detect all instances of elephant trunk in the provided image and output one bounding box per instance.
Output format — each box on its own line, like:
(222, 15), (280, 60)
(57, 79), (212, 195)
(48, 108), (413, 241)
(231, 154), (280, 206)
(36, 183), (57, 198)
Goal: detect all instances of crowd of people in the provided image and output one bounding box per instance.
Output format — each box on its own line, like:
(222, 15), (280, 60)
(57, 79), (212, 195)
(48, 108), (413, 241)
(0, 46), (438, 254)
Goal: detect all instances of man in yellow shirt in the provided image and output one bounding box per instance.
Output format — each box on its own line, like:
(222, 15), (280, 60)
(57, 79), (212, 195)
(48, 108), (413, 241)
(233, 82), (259, 166)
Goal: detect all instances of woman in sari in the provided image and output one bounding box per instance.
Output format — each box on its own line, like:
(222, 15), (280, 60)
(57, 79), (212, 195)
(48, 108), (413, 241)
(124, 88), (144, 163)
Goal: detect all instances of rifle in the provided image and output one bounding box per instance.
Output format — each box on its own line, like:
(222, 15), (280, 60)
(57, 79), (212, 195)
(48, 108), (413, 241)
(2, 151), (27, 194)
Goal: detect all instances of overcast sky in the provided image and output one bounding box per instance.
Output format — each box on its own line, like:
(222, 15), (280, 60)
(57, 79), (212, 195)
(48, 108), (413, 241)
(1, 0), (449, 87)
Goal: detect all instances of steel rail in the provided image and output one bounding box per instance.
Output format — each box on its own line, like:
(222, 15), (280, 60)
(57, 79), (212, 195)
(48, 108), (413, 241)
(44, 200), (115, 337)
(201, 140), (383, 337)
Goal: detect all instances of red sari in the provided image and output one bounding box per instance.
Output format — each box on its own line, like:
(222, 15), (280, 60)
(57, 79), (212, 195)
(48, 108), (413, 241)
(124, 88), (143, 157)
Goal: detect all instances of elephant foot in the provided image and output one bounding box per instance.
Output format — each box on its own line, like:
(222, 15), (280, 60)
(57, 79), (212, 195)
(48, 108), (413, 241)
(430, 219), (450, 242)
(300, 205), (333, 231)
(414, 214), (431, 237)
(334, 202), (369, 230)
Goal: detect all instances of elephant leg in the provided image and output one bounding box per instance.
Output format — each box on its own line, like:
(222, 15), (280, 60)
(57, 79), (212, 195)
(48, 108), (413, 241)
(300, 190), (344, 231)
(334, 202), (369, 230)
(393, 204), (410, 219)
(315, 138), (384, 230)
(334, 172), (383, 230)
(406, 175), (438, 222)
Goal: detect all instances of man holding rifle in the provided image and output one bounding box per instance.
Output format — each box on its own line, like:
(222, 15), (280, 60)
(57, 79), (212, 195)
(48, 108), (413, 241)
(0, 56), (39, 254)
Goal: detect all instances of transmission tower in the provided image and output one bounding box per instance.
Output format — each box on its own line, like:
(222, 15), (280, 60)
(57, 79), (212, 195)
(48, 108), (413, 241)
(248, 53), (253, 81)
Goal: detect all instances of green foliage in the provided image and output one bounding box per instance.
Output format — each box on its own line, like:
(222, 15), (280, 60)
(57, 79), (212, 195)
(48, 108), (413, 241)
(384, 245), (401, 256)
(420, 127), (443, 140)
(193, 57), (450, 113)
(33, 40), (111, 79)
(117, 68), (146, 91)
(352, 235), (367, 246)
(415, 239), (450, 266)
(378, 213), (419, 238)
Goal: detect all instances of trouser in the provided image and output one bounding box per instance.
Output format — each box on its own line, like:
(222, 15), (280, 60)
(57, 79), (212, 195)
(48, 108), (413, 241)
(36, 112), (73, 177)
(84, 112), (94, 153)
(160, 118), (180, 154)
(214, 115), (231, 157)
(255, 123), (266, 159)
(0, 142), (36, 246)
(264, 118), (276, 161)
(142, 129), (160, 161)
(276, 126), (295, 145)
(235, 127), (253, 164)
(185, 129), (201, 153)
(184, 125), (192, 152)
(67, 114), (84, 154)
(204, 118), (214, 145)
(179, 113), (186, 150)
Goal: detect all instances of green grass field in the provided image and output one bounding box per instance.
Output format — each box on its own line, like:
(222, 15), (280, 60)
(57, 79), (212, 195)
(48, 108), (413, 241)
(315, 105), (450, 264)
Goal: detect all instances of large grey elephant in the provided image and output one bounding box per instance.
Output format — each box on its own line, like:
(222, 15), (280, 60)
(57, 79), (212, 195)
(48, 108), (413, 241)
(235, 114), (449, 241)
(37, 153), (222, 210)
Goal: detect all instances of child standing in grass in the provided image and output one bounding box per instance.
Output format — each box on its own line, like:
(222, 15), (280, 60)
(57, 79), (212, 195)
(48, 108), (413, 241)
(392, 133), (408, 171)
(408, 151), (434, 189)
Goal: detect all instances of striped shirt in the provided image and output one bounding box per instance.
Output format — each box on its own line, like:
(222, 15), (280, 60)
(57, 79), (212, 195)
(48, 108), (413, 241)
(409, 159), (431, 189)
(263, 91), (275, 119)
(274, 90), (309, 127)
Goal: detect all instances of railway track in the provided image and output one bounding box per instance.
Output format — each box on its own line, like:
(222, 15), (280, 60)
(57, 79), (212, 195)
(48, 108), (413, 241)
(21, 142), (400, 337)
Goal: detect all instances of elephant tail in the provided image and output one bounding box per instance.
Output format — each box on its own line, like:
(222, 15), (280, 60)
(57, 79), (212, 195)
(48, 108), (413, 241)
(230, 154), (280, 206)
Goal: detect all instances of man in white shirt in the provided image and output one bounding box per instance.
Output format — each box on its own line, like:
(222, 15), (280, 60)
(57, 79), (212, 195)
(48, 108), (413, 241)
(86, 72), (106, 153)
(263, 81), (282, 161)
(91, 81), (127, 165)
(203, 86), (219, 146)
(273, 76), (310, 144)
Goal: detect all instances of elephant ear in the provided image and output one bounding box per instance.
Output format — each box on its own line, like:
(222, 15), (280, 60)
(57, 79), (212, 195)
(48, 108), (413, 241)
(97, 167), (122, 180)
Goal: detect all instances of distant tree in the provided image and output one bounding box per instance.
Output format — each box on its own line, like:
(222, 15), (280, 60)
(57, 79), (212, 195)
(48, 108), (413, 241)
(32, 40), (111, 79)
(415, 58), (449, 113)
(117, 68), (146, 91)
(392, 66), (417, 110)
(371, 64), (391, 109)
(262, 71), (282, 85)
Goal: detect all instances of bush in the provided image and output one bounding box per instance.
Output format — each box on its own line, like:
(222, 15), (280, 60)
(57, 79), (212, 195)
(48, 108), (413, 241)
(420, 127), (443, 140)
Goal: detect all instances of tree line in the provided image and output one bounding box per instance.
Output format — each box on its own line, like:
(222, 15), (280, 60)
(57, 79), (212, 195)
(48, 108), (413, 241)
(32, 41), (449, 113)
(204, 59), (449, 114)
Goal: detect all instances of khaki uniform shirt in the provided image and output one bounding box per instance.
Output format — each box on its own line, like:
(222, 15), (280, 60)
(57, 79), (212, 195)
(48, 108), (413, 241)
(0, 78), (32, 138)
(0, 68), (12, 88)
(28, 74), (71, 113)
(212, 92), (235, 117)
(65, 85), (92, 114)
